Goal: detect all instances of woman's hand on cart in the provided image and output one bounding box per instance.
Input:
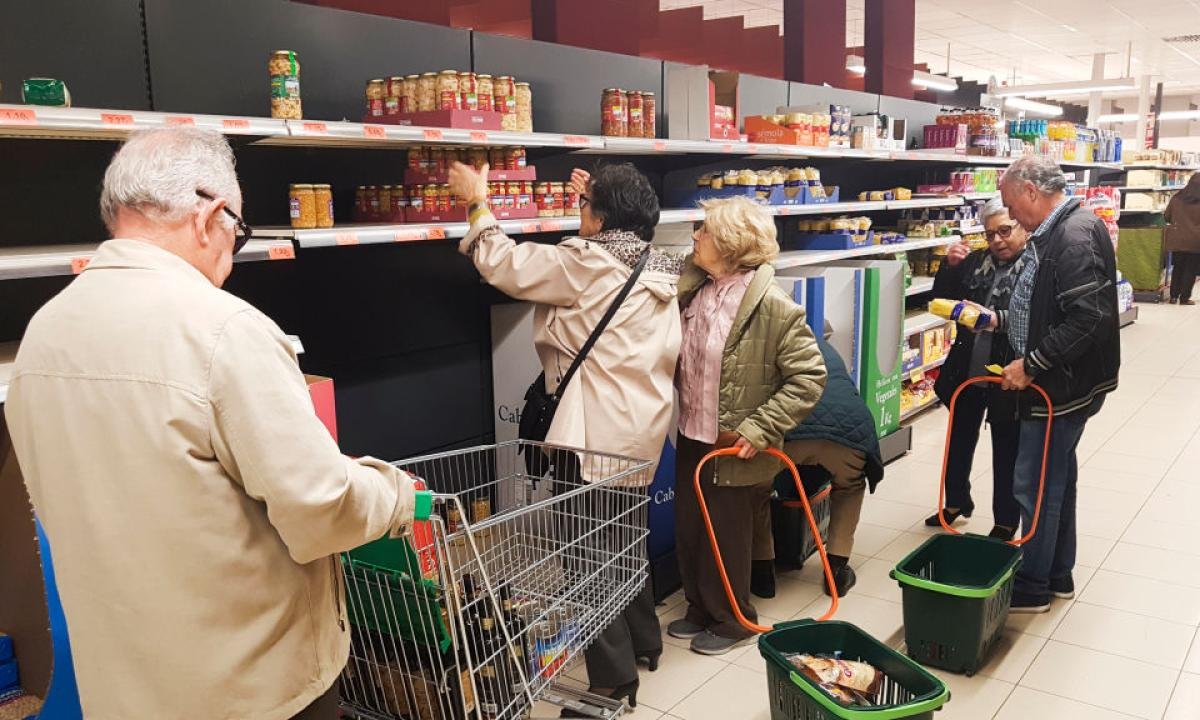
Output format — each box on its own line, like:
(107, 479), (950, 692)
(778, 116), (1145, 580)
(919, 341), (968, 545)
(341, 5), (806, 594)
(716, 430), (759, 460)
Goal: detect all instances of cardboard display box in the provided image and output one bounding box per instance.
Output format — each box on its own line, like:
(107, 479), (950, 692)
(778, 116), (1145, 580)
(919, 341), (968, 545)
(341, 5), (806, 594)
(667, 65), (741, 140)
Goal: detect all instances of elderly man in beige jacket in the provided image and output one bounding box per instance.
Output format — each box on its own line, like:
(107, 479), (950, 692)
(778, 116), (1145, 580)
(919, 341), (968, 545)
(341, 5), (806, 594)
(4, 128), (418, 720)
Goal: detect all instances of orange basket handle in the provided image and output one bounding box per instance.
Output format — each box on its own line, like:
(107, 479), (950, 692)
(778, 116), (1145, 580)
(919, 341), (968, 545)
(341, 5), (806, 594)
(692, 446), (838, 635)
(937, 376), (1054, 547)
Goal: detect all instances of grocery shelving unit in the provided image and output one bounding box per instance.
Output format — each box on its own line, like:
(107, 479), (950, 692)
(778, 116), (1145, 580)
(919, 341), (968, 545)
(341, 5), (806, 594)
(906, 276), (936, 296)
(0, 239), (296, 281)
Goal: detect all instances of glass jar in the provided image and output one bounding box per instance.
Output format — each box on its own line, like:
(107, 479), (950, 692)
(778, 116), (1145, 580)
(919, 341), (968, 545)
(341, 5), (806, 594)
(391, 185), (408, 221)
(602, 88), (626, 137)
(506, 146), (527, 169)
(385, 77), (403, 116)
(365, 79), (386, 118)
(627, 91), (644, 139)
(377, 186), (392, 221)
(535, 182), (553, 217)
(495, 76), (517, 131)
(417, 73), (438, 112)
(459, 72), (478, 111)
(401, 75), (419, 114)
(515, 82), (533, 132)
(268, 50), (302, 120)
(549, 182), (565, 217)
(313, 184), (334, 228)
(468, 147), (488, 170)
(289, 184), (316, 229)
(489, 146), (507, 170)
(641, 91), (656, 139)
(407, 146), (425, 171)
(477, 74), (494, 112)
(565, 190), (580, 216)
(354, 185), (367, 221)
(438, 71), (460, 110)
(408, 185), (425, 213)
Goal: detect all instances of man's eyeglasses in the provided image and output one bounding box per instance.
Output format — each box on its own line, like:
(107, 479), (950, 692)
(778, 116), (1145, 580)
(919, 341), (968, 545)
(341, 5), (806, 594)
(579, 194), (591, 210)
(985, 223), (1016, 242)
(196, 190), (253, 254)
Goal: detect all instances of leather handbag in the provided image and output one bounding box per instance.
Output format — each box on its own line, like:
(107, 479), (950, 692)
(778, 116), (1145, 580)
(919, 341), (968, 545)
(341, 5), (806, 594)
(518, 248), (651, 445)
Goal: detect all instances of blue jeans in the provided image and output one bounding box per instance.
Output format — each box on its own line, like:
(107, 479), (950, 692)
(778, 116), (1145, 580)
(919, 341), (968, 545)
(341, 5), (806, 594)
(1012, 398), (1102, 598)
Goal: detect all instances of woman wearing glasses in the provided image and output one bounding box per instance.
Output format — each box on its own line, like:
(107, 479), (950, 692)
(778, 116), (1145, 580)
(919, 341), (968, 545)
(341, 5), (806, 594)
(448, 161), (682, 713)
(925, 196), (1031, 540)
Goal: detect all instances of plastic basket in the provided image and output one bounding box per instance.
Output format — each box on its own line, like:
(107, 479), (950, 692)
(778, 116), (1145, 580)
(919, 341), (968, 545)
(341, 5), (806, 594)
(891, 533), (1022, 675)
(760, 620), (950, 720)
(773, 483), (832, 568)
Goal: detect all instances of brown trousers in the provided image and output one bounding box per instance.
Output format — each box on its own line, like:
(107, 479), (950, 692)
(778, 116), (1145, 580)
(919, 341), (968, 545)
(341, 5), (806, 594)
(290, 681), (340, 720)
(754, 439), (868, 560)
(674, 434), (763, 640)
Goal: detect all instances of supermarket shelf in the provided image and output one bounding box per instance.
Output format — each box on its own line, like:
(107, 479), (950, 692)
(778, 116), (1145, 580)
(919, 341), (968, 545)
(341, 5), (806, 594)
(887, 197), (965, 210)
(962, 192), (999, 201)
(1119, 306), (1138, 328)
(269, 120), (606, 150)
(959, 224), (986, 235)
(775, 236), (958, 270)
(900, 396), (941, 421)
(905, 355), (947, 379)
(0, 239), (296, 281)
(904, 311), (949, 337)
(1113, 185), (1184, 192)
(1119, 208), (1164, 215)
(891, 150), (1009, 165)
(1123, 164), (1199, 171)
(880, 425), (913, 464)
(906, 276), (936, 296)
(0, 104), (289, 140)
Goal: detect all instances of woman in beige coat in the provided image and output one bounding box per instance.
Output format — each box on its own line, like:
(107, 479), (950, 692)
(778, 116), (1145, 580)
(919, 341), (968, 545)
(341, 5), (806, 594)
(668, 196), (826, 656)
(449, 161), (683, 711)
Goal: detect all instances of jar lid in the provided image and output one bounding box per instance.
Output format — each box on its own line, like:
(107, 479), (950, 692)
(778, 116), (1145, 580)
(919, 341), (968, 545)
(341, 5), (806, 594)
(313, 183), (331, 189)
(477, 74), (493, 79)
(369, 78), (385, 83)
(642, 91), (655, 97)
(388, 75), (403, 81)
(421, 72), (437, 77)
(515, 82), (531, 87)
(441, 69), (459, 74)
(290, 183), (314, 190)
(496, 75), (513, 80)
(273, 50), (295, 56)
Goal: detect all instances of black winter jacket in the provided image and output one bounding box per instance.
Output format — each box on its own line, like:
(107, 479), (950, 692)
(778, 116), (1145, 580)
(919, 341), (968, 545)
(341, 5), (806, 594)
(999, 201), (1120, 418)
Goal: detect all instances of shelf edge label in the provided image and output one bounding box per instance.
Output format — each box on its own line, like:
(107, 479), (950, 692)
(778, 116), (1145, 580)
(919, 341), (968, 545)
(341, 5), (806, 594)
(427, 227), (447, 240)
(653, 140), (668, 152)
(541, 220), (563, 232)
(334, 232), (360, 246)
(70, 257), (91, 274)
(520, 222), (541, 234)
(423, 128), (444, 141)
(394, 228), (429, 242)
(0, 108), (37, 125)
(470, 131), (488, 143)
(222, 118), (251, 131)
(268, 244), (297, 260)
(563, 135), (590, 146)
(100, 112), (135, 126)
(303, 121), (329, 135)
(166, 116), (195, 126)
(363, 124), (387, 139)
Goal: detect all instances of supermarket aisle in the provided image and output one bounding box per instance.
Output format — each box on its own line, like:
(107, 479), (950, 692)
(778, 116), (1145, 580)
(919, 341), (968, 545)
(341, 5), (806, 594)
(551, 302), (1200, 720)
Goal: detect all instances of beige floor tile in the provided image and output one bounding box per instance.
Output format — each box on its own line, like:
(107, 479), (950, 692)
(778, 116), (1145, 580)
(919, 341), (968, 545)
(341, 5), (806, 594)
(751, 577), (823, 624)
(994, 687), (1141, 720)
(1053, 601), (1195, 668)
(1078, 467), (1161, 498)
(1122, 516), (1200, 557)
(936, 672), (1015, 720)
(857, 497), (932, 531)
(633, 642), (727, 713)
(656, 591), (685, 617)
(793, 593), (904, 647)
(1020, 640), (1178, 719)
(846, 558), (904, 603)
(1080, 569), (1200, 625)
(974, 629), (1049, 684)
(1166, 672), (1200, 720)
(1075, 533), (1117, 568)
(1005, 595), (1075, 638)
(1103, 542), (1200, 589)
(1185, 628), (1200, 674)
(667, 664), (771, 720)
(1076, 484), (1154, 513)
(1101, 425), (1196, 460)
(846, 522), (904, 558)
(1083, 451), (1175, 479)
(1074, 504), (1139, 540)
(874, 531), (933, 564)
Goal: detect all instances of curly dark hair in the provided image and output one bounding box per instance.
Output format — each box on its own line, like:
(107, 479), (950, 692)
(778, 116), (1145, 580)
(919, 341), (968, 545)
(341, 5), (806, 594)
(587, 163), (660, 242)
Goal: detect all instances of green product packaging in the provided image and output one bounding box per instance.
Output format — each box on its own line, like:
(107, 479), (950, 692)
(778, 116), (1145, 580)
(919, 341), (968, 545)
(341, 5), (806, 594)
(22, 78), (70, 107)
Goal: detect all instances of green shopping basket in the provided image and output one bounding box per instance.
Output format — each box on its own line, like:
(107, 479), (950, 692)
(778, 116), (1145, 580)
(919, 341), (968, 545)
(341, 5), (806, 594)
(695, 447), (950, 719)
(892, 377), (1053, 676)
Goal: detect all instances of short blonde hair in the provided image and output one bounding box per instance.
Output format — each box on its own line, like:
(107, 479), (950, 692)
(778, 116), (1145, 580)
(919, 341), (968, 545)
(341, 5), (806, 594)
(698, 196), (779, 269)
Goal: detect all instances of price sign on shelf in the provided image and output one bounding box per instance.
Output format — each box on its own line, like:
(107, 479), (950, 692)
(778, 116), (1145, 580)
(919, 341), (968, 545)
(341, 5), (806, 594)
(721, 144), (734, 153)
(520, 222), (542, 234)
(362, 124), (386, 139)
(394, 228), (429, 243)
(427, 227), (447, 240)
(563, 135), (590, 147)
(0, 108), (37, 125)
(653, 140), (668, 152)
(100, 113), (135, 126)
(166, 116), (195, 126)
(334, 232), (360, 246)
(70, 257), (91, 274)
(541, 220), (563, 233)
(423, 128), (444, 142)
(267, 244), (296, 260)
(222, 118), (251, 131)
(469, 131), (488, 143)
(302, 122), (328, 135)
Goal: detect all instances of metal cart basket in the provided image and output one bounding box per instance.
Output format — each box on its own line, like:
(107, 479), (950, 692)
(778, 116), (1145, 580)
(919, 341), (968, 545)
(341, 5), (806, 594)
(338, 440), (652, 720)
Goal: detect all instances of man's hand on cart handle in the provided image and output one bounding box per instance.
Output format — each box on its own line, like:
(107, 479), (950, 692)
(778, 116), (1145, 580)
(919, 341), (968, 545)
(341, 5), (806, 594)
(1001, 358), (1033, 391)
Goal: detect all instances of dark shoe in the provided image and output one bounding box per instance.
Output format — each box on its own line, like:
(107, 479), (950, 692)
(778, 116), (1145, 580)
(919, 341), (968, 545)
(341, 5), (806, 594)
(989, 524), (1017, 541)
(751, 559), (777, 599)
(1050, 575), (1075, 600)
(925, 507), (972, 527)
(1170, 297), (1180, 304)
(824, 564), (857, 597)
(635, 649), (661, 671)
(666, 618), (706, 640)
(559, 680), (639, 717)
(1184, 299), (1197, 306)
(689, 630), (755, 656)
(1010, 590), (1051, 614)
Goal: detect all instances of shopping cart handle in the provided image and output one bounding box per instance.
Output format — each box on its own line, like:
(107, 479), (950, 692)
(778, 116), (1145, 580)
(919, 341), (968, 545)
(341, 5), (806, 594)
(771, 618), (818, 631)
(413, 490), (434, 522)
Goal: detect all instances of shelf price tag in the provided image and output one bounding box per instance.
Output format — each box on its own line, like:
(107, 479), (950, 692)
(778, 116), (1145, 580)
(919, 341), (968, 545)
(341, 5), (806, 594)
(746, 144), (759, 154)
(394, 228), (429, 243)
(653, 140), (668, 152)
(541, 220), (563, 232)
(423, 128), (444, 141)
(520, 222), (542, 234)
(721, 144), (734, 153)
(427, 227), (447, 240)
(469, 131), (488, 143)
(267, 244), (296, 260)
(302, 122), (328, 135)
(222, 118), (251, 131)
(166, 116), (195, 126)
(70, 257), (91, 274)
(363, 124), (387, 139)
(563, 135), (590, 147)
(100, 113), (135, 126)
(0, 108), (37, 125)
(334, 232), (360, 246)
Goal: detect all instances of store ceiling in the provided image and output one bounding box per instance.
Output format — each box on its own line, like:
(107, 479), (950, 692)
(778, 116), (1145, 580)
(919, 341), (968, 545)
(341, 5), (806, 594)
(661, 0), (1200, 101)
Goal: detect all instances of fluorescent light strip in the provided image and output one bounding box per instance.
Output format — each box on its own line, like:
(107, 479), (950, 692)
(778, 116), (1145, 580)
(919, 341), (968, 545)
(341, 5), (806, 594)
(912, 77), (959, 92)
(1005, 97), (1064, 117)
(1097, 113), (1139, 123)
(992, 78), (1137, 98)
(847, 56), (958, 92)
(1160, 110), (1200, 120)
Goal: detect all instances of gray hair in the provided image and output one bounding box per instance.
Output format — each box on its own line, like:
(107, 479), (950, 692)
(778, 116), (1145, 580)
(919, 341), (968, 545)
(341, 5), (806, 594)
(1001, 155), (1068, 195)
(980, 196), (1010, 224)
(100, 128), (240, 232)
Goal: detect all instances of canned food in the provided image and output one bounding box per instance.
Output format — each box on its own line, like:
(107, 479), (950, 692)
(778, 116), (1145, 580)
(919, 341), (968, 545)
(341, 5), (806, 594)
(469, 146), (489, 170)
(409, 185), (425, 213)
(366, 79), (386, 118)
(364, 185), (381, 221)
(642, 91), (656, 138)
(417, 72), (438, 112)
(354, 186), (368, 221)
(489, 147), (507, 170)
(390, 185), (408, 221)
(422, 183), (438, 212)
(496, 76), (517, 131)
(602, 88), (626, 137)
(268, 50), (302, 120)
(437, 70), (460, 110)
(549, 182), (565, 217)
(407, 147), (424, 171)
(437, 184), (452, 213)
(401, 75), (419, 114)
(289, 184), (316, 229)
(565, 190), (580, 216)
(385, 76), (404, 116)
(507, 146), (527, 169)
(627, 91), (644, 138)
(459, 71), (478, 111)
(376, 185), (392, 220)
(430, 147), (449, 173)
(515, 82), (532, 132)
(313, 183), (334, 228)
(477, 74), (494, 112)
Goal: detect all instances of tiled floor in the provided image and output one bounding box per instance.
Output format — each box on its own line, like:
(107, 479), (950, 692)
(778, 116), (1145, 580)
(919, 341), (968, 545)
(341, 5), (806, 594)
(541, 302), (1200, 719)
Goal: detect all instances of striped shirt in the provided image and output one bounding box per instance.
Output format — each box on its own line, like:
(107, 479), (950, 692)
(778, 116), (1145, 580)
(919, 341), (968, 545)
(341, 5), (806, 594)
(1008, 196), (1076, 357)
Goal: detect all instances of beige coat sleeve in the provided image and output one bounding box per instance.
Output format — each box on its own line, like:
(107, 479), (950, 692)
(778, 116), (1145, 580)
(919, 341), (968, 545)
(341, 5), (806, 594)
(736, 302), (828, 450)
(460, 217), (600, 306)
(208, 309), (415, 564)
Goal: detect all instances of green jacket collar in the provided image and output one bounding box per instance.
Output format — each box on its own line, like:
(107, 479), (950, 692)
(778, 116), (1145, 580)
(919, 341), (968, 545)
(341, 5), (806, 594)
(678, 260), (777, 349)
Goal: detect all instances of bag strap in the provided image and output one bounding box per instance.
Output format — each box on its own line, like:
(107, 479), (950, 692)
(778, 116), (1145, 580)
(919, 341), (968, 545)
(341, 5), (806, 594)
(552, 247), (651, 401)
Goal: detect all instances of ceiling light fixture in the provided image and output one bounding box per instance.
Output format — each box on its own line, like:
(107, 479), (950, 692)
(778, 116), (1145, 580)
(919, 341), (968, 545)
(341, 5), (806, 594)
(1159, 110), (1200, 120)
(992, 77), (1137, 97)
(1097, 113), (1140, 123)
(1005, 97), (1065, 117)
(846, 56), (959, 91)
(846, 55), (867, 74)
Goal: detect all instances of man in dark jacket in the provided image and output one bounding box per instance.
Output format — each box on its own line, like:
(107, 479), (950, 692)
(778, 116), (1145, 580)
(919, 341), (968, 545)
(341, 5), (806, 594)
(991, 155), (1120, 613)
(753, 334), (883, 598)
(925, 197), (1029, 540)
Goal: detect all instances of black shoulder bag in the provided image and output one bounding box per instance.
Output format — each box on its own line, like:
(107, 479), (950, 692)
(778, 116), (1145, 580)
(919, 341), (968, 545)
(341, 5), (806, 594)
(518, 248), (651, 446)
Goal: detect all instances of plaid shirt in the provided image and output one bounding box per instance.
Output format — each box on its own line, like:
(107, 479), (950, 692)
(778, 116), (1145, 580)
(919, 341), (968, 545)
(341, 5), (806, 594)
(1007, 197), (1077, 357)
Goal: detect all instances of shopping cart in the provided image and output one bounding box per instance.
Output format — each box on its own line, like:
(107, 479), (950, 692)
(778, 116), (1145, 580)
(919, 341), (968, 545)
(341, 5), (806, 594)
(890, 377), (1053, 675)
(694, 447), (951, 720)
(338, 440), (652, 720)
